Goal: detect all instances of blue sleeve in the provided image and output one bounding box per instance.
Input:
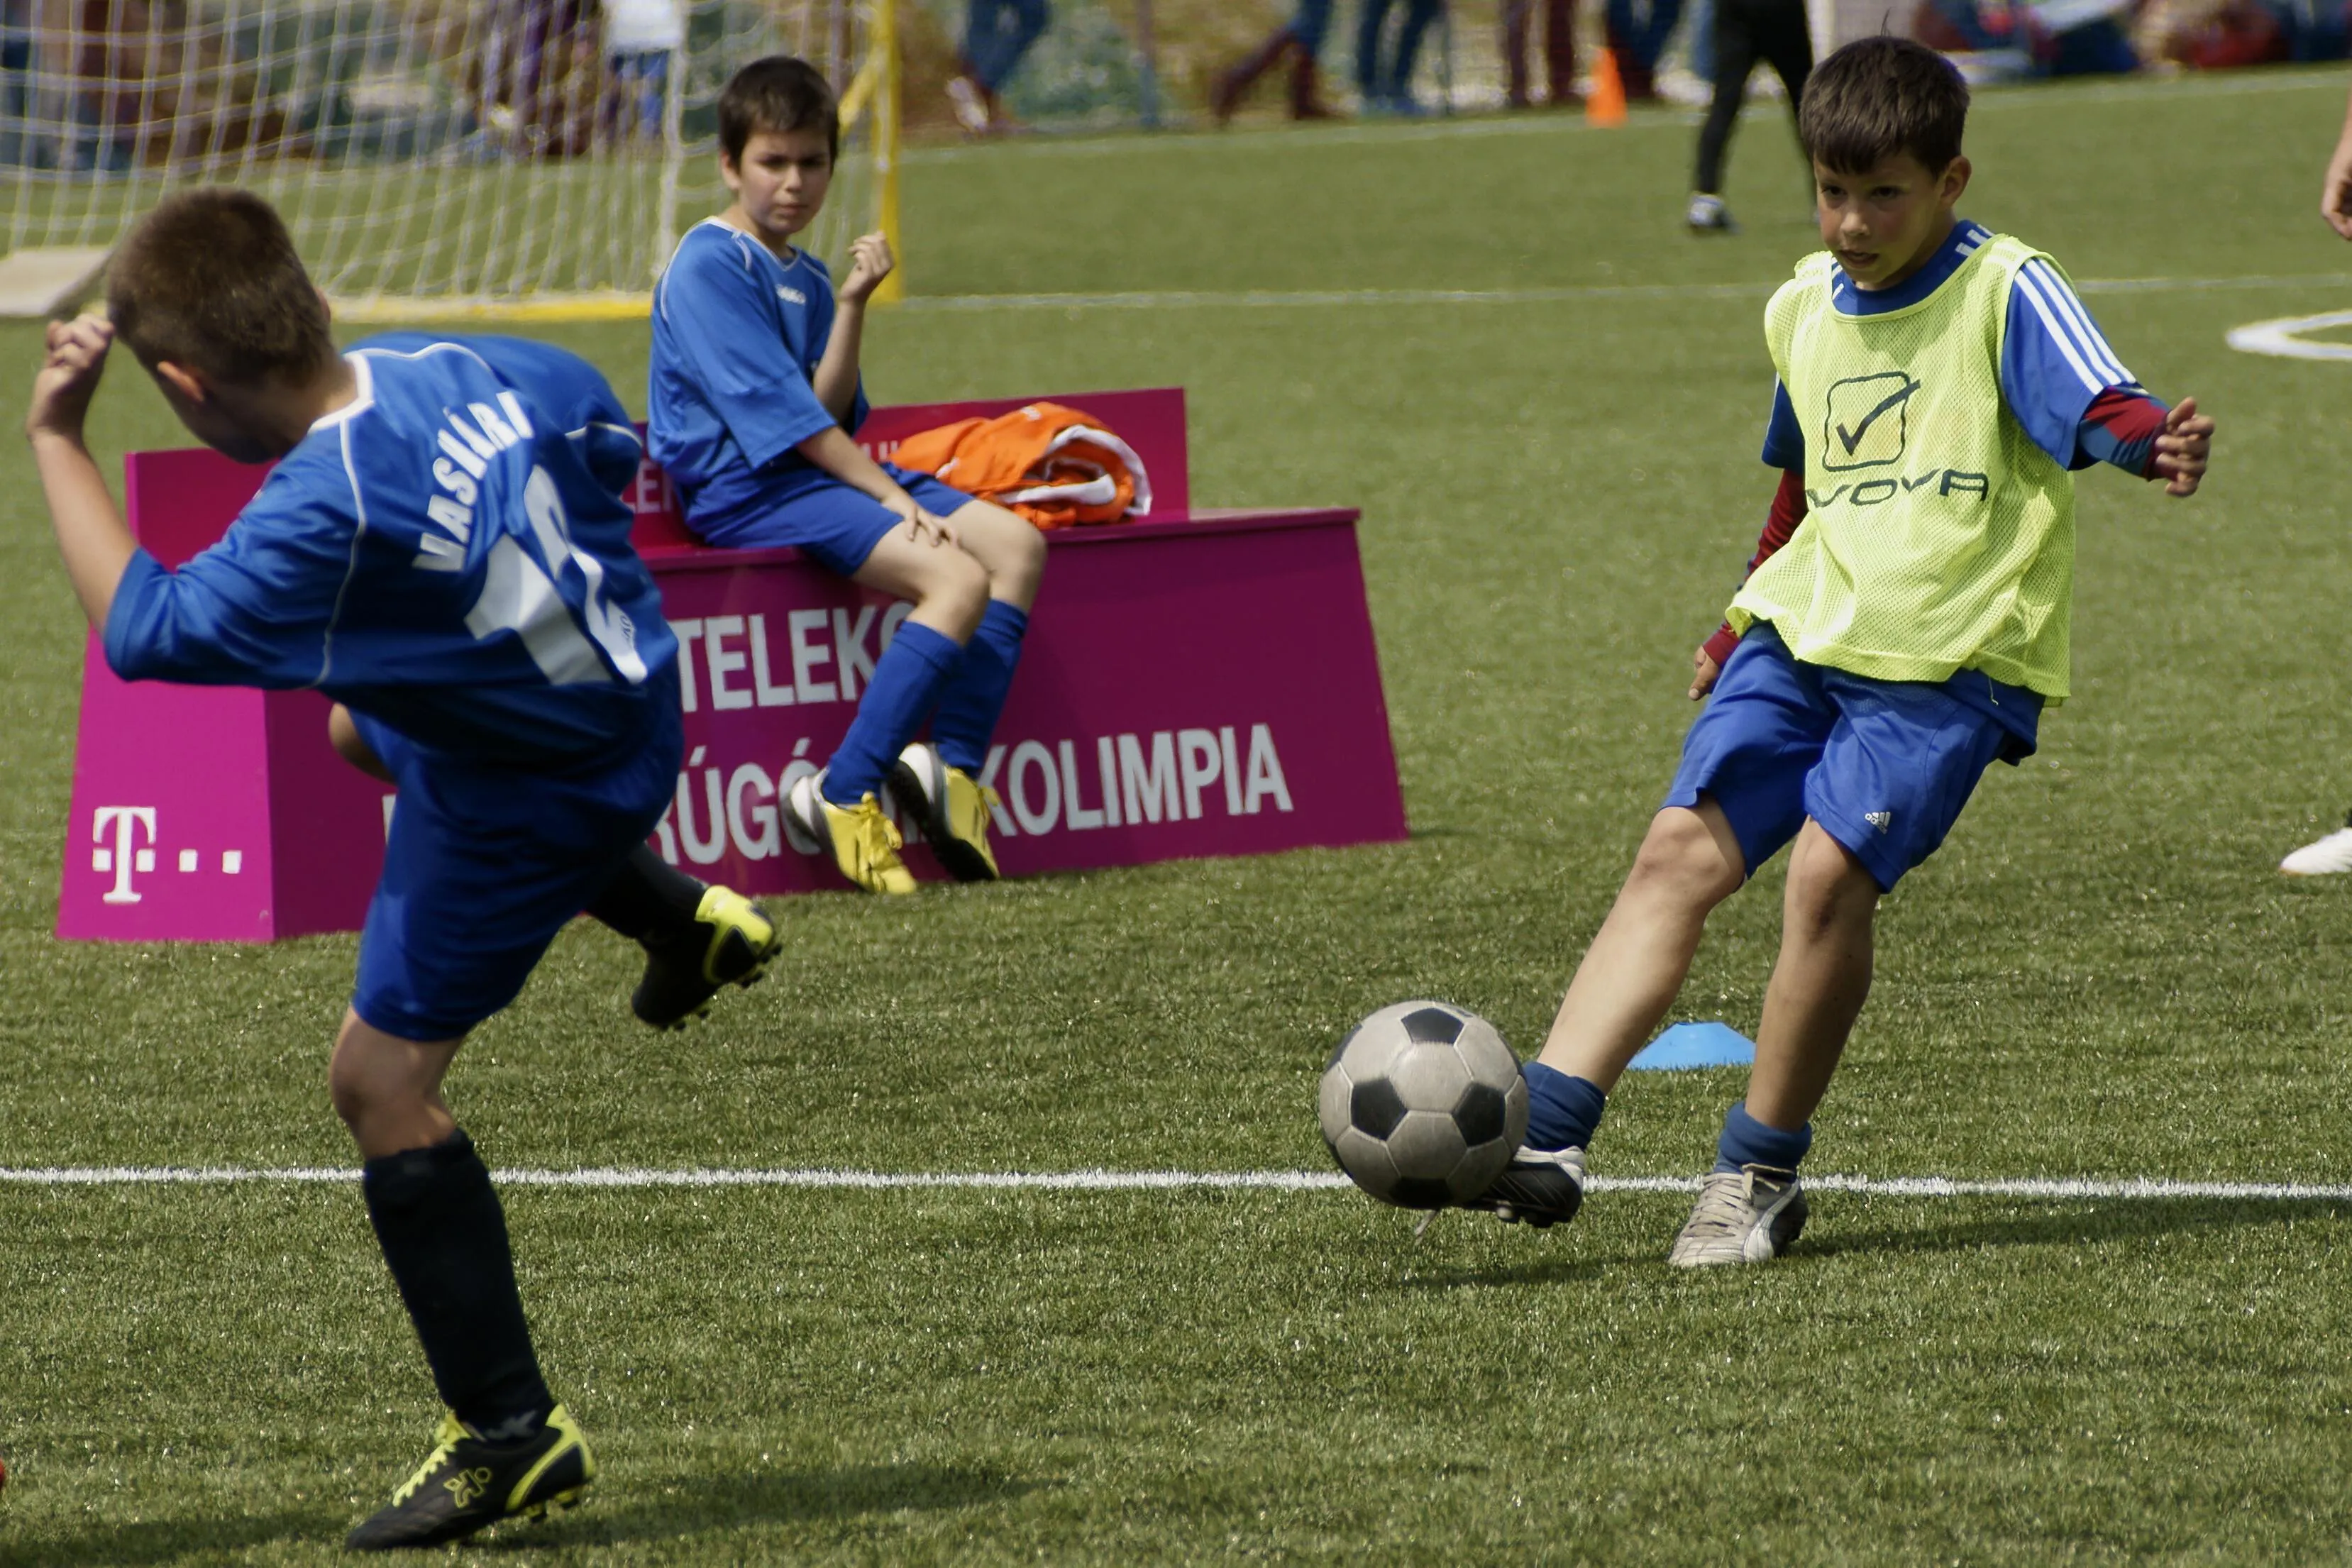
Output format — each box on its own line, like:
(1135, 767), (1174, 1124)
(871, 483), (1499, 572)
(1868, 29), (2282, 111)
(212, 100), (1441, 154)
(1760, 381), (1804, 471)
(102, 456), (362, 688)
(2002, 259), (2144, 470)
(658, 247), (837, 469)
(353, 332), (646, 498)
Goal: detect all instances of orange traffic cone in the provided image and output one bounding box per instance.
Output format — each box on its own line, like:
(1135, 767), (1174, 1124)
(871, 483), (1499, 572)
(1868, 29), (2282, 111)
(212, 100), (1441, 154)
(1586, 47), (1628, 127)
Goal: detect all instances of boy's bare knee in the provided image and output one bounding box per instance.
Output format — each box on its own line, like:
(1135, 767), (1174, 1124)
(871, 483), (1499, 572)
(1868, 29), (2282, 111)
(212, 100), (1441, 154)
(922, 549), (990, 637)
(1784, 828), (1877, 937)
(1625, 806), (1745, 906)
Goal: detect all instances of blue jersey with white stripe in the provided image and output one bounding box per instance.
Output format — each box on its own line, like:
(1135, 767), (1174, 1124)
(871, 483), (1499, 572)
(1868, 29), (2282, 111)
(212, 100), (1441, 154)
(104, 333), (679, 769)
(1762, 219), (2145, 473)
(648, 219), (870, 524)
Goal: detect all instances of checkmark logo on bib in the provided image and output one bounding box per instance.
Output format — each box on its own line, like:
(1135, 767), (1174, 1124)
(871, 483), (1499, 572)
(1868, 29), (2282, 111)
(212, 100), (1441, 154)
(1820, 372), (1921, 472)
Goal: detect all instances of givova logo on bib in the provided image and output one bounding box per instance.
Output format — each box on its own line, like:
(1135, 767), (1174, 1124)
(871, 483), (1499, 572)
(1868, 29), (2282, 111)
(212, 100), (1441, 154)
(1820, 372), (1921, 473)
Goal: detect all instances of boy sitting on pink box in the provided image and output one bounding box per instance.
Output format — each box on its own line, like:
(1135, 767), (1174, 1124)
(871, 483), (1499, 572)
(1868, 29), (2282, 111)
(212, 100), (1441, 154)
(651, 54), (1046, 895)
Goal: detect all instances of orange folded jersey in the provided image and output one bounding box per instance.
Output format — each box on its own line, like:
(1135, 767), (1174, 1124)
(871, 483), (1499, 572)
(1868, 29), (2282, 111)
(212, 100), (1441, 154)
(890, 402), (1153, 530)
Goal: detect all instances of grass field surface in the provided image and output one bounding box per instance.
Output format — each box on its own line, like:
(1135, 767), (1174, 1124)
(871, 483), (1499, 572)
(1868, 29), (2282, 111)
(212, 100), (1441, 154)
(7, 70), (2352, 1563)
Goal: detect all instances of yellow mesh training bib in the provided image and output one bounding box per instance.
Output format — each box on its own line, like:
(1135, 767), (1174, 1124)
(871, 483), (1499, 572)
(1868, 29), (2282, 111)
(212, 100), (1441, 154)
(1729, 235), (2076, 700)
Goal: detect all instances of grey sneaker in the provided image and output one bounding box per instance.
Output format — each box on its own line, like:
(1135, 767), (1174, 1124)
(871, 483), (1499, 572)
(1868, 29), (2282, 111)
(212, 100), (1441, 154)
(1459, 1144), (1586, 1228)
(1667, 1163), (1806, 1267)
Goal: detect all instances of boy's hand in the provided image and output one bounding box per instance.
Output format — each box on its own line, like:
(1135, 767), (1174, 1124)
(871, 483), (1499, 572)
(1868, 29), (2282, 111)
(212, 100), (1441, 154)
(1689, 646), (1721, 701)
(2151, 396), (2213, 497)
(26, 312), (113, 444)
(839, 232), (895, 306)
(883, 490), (953, 547)
(2324, 123), (2352, 239)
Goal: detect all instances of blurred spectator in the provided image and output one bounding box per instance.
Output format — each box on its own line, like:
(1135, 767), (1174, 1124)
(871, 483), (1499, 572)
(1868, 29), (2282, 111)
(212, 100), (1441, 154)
(603, 0), (678, 144)
(1915, 0), (2140, 73)
(464, 0), (604, 158)
(1688, 0), (1809, 231)
(1357, 0), (1442, 115)
(1605, 0), (1684, 99)
(2139, 0), (2349, 64)
(1502, 0), (1578, 106)
(1212, 0), (1337, 122)
(949, 0), (1049, 134)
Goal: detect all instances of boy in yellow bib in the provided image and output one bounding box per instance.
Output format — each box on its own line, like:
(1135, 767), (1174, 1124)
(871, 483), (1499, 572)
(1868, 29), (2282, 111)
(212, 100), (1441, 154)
(1455, 36), (2215, 1264)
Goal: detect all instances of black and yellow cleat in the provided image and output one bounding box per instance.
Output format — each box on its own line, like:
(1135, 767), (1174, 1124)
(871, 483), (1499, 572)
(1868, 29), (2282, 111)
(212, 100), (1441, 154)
(631, 884), (782, 1030)
(345, 1405), (595, 1552)
(787, 771), (919, 894)
(893, 742), (1002, 883)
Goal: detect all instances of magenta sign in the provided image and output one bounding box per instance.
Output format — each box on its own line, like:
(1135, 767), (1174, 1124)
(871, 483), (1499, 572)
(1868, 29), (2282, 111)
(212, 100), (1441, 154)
(57, 388), (1407, 940)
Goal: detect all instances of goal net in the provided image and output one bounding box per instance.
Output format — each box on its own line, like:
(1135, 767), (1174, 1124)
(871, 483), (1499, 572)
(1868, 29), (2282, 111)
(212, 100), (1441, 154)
(0, 0), (899, 319)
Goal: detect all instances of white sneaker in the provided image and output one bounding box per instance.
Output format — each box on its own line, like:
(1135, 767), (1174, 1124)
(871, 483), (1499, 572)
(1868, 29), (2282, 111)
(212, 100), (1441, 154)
(1686, 192), (1736, 233)
(945, 75), (992, 136)
(1667, 1163), (1806, 1267)
(2282, 822), (2352, 875)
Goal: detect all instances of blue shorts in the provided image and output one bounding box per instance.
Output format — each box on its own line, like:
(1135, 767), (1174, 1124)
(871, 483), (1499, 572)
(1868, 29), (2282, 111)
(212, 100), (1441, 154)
(348, 700), (683, 1041)
(1663, 624), (2042, 893)
(685, 462), (976, 575)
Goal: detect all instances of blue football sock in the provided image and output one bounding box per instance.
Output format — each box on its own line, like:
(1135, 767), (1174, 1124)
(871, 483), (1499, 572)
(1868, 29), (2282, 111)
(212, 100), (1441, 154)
(1714, 1101), (1813, 1174)
(1523, 1061), (1607, 1153)
(824, 620), (964, 805)
(931, 599), (1029, 774)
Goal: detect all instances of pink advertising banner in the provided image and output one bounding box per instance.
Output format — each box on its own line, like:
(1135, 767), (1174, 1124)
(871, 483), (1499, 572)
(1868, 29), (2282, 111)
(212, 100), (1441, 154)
(57, 388), (1407, 941)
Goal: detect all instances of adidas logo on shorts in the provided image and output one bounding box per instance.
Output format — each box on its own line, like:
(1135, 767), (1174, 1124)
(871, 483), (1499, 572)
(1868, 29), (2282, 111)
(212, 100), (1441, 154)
(1864, 810), (1893, 833)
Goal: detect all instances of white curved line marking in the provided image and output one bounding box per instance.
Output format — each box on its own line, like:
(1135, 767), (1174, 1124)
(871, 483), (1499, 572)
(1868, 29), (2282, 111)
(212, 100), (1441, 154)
(2227, 309), (2352, 361)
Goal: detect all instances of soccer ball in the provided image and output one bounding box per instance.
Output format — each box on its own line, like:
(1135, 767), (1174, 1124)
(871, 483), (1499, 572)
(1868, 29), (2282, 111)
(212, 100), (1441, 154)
(1319, 1000), (1528, 1208)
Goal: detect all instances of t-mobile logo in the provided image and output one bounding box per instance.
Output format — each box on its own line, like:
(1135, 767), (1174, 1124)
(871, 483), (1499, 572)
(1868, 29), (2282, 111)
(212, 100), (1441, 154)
(92, 806), (158, 905)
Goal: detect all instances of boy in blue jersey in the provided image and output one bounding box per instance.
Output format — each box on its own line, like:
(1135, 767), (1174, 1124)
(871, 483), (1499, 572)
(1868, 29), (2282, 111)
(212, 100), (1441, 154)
(26, 190), (781, 1548)
(1453, 38), (2216, 1265)
(651, 55), (1047, 895)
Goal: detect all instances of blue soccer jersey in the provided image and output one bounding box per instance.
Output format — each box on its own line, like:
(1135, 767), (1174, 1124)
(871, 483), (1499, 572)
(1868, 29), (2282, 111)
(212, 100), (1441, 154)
(104, 333), (679, 770)
(648, 218), (870, 523)
(1760, 219), (2153, 475)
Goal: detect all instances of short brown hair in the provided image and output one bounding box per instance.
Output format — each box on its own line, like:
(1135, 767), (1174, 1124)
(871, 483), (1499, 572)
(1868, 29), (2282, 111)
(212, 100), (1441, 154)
(718, 55), (839, 165)
(1799, 36), (1969, 176)
(107, 188), (335, 386)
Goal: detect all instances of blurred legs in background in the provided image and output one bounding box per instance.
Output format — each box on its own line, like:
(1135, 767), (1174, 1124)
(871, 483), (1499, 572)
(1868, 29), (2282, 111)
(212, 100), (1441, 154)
(1501, 0), (1577, 107)
(951, 0), (1051, 133)
(1689, 0), (1811, 229)
(1213, 0), (1337, 122)
(1603, 0), (1682, 99)
(1355, 0), (1444, 115)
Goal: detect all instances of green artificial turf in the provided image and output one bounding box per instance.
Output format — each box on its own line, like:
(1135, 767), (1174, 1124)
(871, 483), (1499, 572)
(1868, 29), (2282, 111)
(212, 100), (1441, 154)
(8, 70), (2352, 1563)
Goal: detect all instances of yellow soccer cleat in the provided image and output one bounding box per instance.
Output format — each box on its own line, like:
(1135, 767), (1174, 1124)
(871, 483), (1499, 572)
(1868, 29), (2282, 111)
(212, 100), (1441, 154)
(631, 884), (783, 1029)
(788, 771), (918, 895)
(346, 1404), (595, 1551)
(893, 742), (1002, 883)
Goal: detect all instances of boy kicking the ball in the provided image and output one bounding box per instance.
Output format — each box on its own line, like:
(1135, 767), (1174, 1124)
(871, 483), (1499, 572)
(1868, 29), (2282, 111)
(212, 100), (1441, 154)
(1459, 37), (2214, 1265)
(651, 55), (1047, 894)
(28, 189), (780, 1547)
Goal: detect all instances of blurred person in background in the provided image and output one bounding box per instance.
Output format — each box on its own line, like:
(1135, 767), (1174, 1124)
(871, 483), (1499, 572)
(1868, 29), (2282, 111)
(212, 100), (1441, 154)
(1213, 0), (1337, 123)
(2278, 77), (2352, 873)
(603, 0), (680, 144)
(1686, 0), (1809, 231)
(947, 0), (1049, 134)
(1502, 0), (1577, 107)
(1356, 0), (1443, 115)
(1605, 0), (1682, 99)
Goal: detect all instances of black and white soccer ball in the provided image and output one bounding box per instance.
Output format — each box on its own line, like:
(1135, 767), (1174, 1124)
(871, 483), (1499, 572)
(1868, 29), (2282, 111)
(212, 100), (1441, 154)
(1319, 1000), (1528, 1209)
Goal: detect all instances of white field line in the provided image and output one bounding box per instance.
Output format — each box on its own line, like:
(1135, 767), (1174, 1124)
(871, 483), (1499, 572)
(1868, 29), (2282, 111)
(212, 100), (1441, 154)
(898, 273), (2352, 315)
(4, 1166), (2351, 1202)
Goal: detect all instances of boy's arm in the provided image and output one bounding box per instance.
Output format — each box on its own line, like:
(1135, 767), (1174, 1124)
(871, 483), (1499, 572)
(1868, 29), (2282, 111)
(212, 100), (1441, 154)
(811, 232), (893, 426)
(2321, 80), (2352, 240)
(25, 315), (137, 629)
(2004, 260), (2214, 495)
(797, 426), (949, 544)
(1691, 468), (1806, 700)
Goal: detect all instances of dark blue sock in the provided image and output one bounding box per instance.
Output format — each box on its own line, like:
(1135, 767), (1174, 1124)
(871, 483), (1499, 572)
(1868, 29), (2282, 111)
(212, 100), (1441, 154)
(1715, 1101), (1813, 1174)
(824, 621), (964, 804)
(931, 599), (1028, 774)
(1523, 1062), (1608, 1153)
(361, 1130), (555, 1437)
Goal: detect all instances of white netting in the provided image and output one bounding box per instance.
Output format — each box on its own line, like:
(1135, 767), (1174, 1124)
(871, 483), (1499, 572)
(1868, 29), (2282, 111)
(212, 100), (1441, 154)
(0, 0), (895, 311)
